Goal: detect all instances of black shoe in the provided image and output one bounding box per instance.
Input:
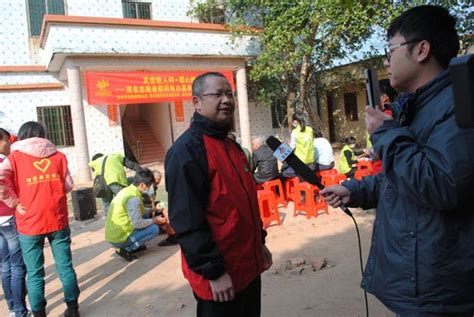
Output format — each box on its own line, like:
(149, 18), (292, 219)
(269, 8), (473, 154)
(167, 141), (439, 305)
(158, 236), (178, 247)
(64, 300), (80, 317)
(130, 245), (147, 253)
(33, 311), (47, 317)
(115, 248), (137, 261)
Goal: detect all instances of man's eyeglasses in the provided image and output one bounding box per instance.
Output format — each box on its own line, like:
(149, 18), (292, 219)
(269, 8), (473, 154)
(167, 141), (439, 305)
(200, 91), (235, 99)
(384, 39), (422, 62)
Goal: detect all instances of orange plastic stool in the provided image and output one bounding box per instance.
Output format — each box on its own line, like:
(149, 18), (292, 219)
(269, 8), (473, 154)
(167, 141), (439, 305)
(372, 160), (382, 174)
(261, 179), (286, 207)
(356, 160), (374, 173)
(257, 190), (282, 229)
(355, 169), (372, 180)
(284, 177), (300, 203)
(320, 170), (347, 186)
(294, 182), (329, 219)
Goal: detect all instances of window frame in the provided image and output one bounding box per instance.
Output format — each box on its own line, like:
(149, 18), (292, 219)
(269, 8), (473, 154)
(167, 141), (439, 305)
(122, 0), (152, 20)
(26, 0), (67, 37)
(343, 91), (359, 122)
(37, 105), (75, 148)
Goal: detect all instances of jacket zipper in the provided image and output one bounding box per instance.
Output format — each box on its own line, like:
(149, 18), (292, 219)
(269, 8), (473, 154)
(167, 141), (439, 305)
(223, 140), (261, 272)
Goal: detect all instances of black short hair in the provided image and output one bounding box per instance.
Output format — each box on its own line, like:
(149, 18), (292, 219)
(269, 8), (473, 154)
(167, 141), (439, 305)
(313, 129), (323, 138)
(92, 153), (104, 161)
(0, 128), (10, 141)
(292, 111), (306, 132)
(344, 136), (356, 145)
(379, 79), (398, 103)
(132, 168), (155, 187)
(192, 72), (228, 96)
(18, 121), (46, 140)
(387, 5), (459, 69)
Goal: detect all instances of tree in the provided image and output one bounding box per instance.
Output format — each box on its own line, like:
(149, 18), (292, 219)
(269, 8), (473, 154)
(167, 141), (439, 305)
(188, 0), (472, 136)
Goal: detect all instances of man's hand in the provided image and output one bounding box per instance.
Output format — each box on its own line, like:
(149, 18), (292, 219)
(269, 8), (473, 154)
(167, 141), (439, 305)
(365, 106), (393, 135)
(16, 204), (26, 215)
(153, 216), (167, 225)
(262, 244), (273, 271)
(321, 185), (350, 208)
(209, 272), (235, 302)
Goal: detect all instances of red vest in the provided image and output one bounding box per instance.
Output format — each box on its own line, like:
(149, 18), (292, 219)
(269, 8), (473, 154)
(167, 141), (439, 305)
(181, 136), (264, 300)
(9, 151), (69, 235)
(0, 156), (15, 217)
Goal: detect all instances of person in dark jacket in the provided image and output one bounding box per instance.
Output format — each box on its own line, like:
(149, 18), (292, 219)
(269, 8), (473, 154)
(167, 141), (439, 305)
(165, 72), (273, 317)
(322, 5), (474, 316)
(251, 136), (279, 184)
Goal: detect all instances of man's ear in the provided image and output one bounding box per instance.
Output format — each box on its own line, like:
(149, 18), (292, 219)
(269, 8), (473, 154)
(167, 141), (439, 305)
(192, 95), (201, 112)
(416, 40), (431, 63)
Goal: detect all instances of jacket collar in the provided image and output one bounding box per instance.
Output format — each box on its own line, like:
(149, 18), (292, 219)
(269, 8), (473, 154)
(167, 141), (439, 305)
(395, 69), (451, 126)
(191, 112), (231, 139)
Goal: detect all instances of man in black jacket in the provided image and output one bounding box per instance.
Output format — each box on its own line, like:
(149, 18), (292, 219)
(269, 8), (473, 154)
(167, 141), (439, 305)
(165, 72), (272, 317)
(251, 136), (279, 184)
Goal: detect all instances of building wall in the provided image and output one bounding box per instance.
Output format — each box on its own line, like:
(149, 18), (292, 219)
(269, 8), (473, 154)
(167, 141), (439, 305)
(170, 101), (194, 142)
(0, 0), (31, 65)
(67, 0), (192, 21)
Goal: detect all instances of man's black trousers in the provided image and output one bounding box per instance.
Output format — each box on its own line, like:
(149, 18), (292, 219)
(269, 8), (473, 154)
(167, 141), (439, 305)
(194, 276), (261, 317)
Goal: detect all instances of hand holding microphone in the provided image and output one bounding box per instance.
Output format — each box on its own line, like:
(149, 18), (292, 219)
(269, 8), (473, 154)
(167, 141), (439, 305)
(320, 186), (350, 208)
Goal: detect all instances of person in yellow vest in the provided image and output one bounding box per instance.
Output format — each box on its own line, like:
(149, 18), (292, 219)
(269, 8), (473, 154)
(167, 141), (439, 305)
(89, 153), (142, 216)
(105, 168), (166, 261)
(338, 136), (358, 178)
(282, 111), (315, 178)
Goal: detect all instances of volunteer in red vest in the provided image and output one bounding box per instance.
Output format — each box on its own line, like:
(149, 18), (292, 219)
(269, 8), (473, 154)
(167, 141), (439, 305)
(0, 127), (28, 317)
(165, 72), (273, 317)
(0, 122), (80, 317)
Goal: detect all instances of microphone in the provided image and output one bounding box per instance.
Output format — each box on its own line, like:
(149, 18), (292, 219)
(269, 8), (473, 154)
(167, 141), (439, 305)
(266, 136), (352, 217)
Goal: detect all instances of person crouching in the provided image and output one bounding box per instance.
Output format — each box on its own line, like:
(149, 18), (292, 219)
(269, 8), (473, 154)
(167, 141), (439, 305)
(105, 168), (165, 261)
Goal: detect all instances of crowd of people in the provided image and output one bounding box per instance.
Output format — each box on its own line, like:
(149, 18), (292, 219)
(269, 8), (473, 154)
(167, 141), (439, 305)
(0, 4), (473, 317)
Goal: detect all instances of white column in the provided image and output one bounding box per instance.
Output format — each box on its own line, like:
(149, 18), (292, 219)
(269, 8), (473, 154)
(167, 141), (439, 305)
(67, 66), (92, 183)
(236, 65), (252, 150)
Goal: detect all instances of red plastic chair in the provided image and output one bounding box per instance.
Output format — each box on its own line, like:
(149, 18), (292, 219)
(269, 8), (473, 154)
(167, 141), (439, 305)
(284, 177), (300, 203)
(257, 190), (282, 229)
(294, 182), (329, 219)
(261, 179), (286, 207)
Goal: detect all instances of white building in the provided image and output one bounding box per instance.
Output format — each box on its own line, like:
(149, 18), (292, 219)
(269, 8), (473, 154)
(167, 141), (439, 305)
(0, 0), (277, 182)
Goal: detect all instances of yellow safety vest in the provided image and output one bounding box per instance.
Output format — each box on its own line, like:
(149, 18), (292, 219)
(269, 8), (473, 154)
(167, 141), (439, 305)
(105, 184), (144, 244)
(338, 144), (356, 174)
(89, 153), (128, 186)
(292, 126), (315, 164)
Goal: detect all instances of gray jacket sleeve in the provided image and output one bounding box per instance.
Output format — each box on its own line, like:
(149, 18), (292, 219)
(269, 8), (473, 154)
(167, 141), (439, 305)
(126, 197), (154, 229)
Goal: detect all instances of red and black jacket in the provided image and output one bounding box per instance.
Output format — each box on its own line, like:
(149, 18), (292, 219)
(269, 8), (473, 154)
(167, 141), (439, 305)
(165, 112), (266, 300)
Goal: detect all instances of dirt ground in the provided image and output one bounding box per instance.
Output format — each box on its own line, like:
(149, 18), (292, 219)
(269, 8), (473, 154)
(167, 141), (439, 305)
(0, 200), (394, 317)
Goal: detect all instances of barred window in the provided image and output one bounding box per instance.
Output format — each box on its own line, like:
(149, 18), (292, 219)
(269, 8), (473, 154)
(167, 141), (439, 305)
(37, 106), (74, 147)
(344, 92), (358, 121)
(122, 0), (151, 19)
(27, 0), (65, 37)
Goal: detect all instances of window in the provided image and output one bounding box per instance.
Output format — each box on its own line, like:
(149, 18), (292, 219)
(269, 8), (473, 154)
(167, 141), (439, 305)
(343, 92), (358, 121)
(271, 99), (288, 129)
(37, 106), (74, 147)
(122, 0), (151, 19)
(27, 0), (65, 37)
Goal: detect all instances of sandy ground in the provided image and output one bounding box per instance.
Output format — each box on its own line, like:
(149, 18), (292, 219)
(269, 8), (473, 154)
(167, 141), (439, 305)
(0, 201), (394, 317)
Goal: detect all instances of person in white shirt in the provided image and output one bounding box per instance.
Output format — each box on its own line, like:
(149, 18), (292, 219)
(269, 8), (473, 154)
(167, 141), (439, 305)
(313, 130), (334, 171)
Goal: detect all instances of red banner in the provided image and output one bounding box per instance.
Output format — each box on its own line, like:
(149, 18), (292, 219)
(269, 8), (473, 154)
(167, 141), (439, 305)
(84, 71), (235, 106)
(174, 101), (184, 122)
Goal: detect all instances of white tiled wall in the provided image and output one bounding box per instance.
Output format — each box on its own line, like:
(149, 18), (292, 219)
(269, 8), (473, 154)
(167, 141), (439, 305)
(0, 0), (31, 65)
(67, 0), (123, 18)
